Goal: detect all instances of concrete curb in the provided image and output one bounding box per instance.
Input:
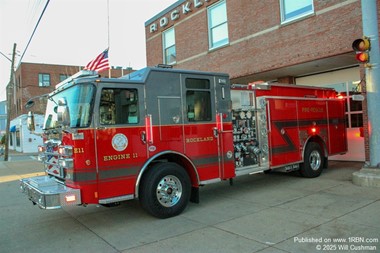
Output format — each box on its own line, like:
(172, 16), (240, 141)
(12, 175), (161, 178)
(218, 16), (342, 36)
(352, 167), (380, 187)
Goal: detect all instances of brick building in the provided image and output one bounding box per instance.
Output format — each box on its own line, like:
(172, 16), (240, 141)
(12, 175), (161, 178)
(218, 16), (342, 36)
(145, 0), (380, 161)
(9, 62), (132, 118)
(7, 62), (132, 153)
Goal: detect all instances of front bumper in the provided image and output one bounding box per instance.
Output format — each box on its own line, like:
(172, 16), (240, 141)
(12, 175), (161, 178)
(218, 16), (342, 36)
(20, 176), (81, 209)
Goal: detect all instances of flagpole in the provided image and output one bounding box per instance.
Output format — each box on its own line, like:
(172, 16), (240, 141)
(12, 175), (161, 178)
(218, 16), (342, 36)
(107, 0), (111, 78)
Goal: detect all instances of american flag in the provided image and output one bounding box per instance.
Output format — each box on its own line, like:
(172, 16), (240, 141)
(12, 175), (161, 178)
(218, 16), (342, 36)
(84, 48), (110, 72)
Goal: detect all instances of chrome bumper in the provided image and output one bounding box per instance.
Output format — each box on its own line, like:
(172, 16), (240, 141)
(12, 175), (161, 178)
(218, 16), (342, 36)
(20, 176), (81, 209)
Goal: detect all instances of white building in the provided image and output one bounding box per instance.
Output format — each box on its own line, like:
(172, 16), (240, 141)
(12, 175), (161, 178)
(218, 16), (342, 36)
(9, 114), (44, 153)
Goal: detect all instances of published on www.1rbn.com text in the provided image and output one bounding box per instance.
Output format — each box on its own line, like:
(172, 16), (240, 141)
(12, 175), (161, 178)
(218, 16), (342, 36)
(294, 236), (378, 251)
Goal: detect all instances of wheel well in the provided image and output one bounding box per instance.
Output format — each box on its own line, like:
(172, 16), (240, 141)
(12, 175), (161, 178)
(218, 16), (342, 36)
(304, 135), (328, 168)
(135, 151), (199, 199)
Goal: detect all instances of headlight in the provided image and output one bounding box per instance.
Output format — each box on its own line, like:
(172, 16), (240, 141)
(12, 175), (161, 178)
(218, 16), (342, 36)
(58, 146), (73, 156)
(38, 145), (46, 153)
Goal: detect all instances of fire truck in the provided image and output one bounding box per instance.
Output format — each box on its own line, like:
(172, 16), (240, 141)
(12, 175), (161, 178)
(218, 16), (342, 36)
(21, 66), (347, 218)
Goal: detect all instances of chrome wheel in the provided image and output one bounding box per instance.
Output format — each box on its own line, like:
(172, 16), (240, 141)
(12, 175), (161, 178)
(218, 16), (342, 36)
(300, 142), (324, 178)
(156, 175), (182, 207)
(140, 162), (191, 218)
(309, 150), (321, 171)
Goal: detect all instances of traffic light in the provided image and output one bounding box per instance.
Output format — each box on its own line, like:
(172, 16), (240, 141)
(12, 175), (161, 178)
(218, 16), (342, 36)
(352, 37), (371, 67)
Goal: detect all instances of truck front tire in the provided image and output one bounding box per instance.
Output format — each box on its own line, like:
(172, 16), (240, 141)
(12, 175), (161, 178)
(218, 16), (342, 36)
(299, 142), (324, 178)
(139, 162), (191, 218)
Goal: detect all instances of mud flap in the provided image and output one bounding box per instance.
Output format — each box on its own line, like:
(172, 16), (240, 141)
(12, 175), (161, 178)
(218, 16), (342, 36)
(190, 186), (199, 204)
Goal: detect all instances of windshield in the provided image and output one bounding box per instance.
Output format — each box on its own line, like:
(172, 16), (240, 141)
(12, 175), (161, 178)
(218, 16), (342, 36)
(44, 83), (95, 129)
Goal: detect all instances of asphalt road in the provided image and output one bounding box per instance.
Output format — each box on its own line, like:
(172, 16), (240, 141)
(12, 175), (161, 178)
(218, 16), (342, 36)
(1, 159), (379, 253)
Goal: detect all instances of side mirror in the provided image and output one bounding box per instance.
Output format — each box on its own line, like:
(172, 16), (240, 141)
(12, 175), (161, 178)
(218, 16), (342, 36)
(57, 98), (71, 127)
(27, 111), (36, 132)
(25, 100), (35, 109)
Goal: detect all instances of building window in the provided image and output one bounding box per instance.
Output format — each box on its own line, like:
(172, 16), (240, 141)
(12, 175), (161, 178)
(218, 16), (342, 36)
(208, 0), (229, 50)
(38, 73), (50, 87)
(280, 0), (314, 23)
(163, 28), (176, 65)
(59, 74), (69, 82)
(186, 78), (212, 122)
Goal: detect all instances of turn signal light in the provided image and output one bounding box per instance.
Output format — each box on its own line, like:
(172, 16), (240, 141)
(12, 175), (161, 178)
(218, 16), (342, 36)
(65, 194), (77, 203)
(58, 145), (73, 156)
(38, 145), (46, 153)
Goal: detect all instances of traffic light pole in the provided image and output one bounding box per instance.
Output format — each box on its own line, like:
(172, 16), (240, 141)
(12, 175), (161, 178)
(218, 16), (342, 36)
(362, 0), (380, 167)
(353, 0), (380, 187)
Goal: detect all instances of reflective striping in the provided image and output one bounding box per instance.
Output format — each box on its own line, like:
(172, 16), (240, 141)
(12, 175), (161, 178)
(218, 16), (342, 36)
(67, 166), (140, 182)
(69, 156), (220, 183)
(99, 166), (140, 180)
(271, 118), (345, 155)
(191, 155), (219, 167)
(70, 171), (97, 182)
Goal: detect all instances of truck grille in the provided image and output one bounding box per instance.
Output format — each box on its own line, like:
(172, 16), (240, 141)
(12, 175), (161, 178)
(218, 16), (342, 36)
(39, 140), (65, 179)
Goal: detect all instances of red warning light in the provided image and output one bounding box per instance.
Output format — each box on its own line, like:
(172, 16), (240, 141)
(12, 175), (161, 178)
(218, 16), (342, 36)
(355, 52), (369, 63)
(352, 37), (371, 66)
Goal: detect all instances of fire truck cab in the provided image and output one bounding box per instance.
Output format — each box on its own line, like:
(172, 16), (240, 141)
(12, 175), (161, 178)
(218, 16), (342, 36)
(21, 66), (347, 218)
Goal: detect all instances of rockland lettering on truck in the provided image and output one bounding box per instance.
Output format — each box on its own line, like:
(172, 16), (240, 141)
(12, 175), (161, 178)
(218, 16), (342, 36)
(20, 66), (347, 218)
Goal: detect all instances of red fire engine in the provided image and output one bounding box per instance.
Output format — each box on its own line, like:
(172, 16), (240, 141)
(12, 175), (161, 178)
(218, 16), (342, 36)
(21, 66), (347, 218)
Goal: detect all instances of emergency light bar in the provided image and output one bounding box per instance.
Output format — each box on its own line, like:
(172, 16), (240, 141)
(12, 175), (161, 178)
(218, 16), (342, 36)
(55, 70), (99, 89)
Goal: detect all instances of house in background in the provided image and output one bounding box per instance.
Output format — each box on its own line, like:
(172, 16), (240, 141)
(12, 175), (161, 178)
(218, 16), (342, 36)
(9, 114), (44, 153)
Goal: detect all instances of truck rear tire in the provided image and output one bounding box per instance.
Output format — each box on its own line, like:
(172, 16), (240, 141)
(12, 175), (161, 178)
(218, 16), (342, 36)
(139, 162), (191, 218)
(299, 142), (324, 178)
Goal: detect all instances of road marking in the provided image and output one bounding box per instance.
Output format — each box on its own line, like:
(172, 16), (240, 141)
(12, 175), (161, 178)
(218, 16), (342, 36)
(0, 172), (45, 183)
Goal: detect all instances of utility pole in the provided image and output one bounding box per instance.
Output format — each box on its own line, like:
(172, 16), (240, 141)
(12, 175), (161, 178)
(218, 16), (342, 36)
(353, 0), (380, 187)
(362, 0), (380, 167)
(4, 43), (17, 161)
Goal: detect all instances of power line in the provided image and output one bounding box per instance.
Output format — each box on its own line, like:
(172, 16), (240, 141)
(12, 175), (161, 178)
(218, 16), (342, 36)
(0, 51), (12, 62)
(17, 0), (50, 69)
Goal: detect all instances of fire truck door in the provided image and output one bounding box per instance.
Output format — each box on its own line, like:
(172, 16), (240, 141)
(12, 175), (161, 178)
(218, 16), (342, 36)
(154, 96), (184, 154)
(95, 85), (147, 200)
(214, 76), (235, 179)
(182, 74), (222, 182)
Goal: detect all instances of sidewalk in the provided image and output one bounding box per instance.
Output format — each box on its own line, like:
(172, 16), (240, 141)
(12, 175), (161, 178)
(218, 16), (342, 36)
(0, 149), (39, 162)
(6, 149), (38, 156)
(0, 160), (379, 253)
